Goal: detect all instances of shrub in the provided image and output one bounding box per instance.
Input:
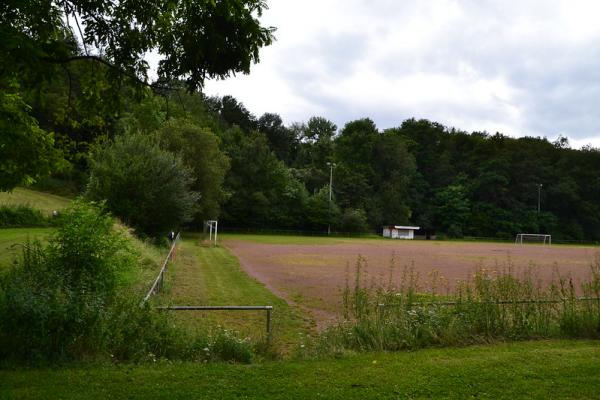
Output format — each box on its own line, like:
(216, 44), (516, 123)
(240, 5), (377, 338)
(0, 200), (136, 361)
(86, 133), (199, 237)
(0, 205), (52, 227)
(0, 200), (259, 364)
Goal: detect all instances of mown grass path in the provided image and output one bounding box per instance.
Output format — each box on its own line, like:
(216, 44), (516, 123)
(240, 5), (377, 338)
(155, 234), (311, 350)
(2, 340), (599, 399)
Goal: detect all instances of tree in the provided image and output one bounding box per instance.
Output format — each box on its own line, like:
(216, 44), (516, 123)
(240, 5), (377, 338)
(0, 87), (63, 191)
(434, 184), (470, 238)
(333, 118), (379, 214)
(257, 113), (297, 163)
(156, 118), (230, 223)
(340, 208), (368, 233)
(305, 186), (341, 231)
(86, 133), (199, 237)
(210, 95), (257, 132)
(2, 1), (274, 192)
(2, 0), (275, 91)
(372, 131), (417, 227)
(220, 129), (306, 228)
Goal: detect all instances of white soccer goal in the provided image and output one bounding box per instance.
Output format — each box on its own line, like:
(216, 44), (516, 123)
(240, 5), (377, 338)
(205, 220), (218, 246)
(515, 233), (552, 245)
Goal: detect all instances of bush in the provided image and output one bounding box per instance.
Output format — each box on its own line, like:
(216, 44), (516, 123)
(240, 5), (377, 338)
(86, 133), (199, 237)
(0, 200), (136, 361)
(0, 200), (259, 364)
(0, 205), (53, 227)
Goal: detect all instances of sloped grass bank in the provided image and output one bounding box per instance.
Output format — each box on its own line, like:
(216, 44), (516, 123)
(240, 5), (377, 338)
(0, 228), (53, 267)
(2, 340), (599, 399)
(156, 234), (310, 351)
(0, 204), (255, 364)
(0, 188), (71, 214)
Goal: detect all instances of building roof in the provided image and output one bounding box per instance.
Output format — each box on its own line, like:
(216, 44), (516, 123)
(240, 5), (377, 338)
(384, 225), (420, 230)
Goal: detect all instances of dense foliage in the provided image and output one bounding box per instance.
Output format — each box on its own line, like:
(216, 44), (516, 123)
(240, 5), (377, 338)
(3, 1), (599, 240)
(0, 201), (255, 363)
(1, 0), (274, 191)
(209, 102), (600, 241)
(86, 134), (199, 237)
(0, 87), (63, 191)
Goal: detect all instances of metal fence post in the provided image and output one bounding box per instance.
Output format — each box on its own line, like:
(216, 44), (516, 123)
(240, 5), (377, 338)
(266, 306), (273, 345)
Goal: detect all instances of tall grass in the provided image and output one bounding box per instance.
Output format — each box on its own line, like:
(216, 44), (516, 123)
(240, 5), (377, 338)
(0, 200), (256, 364)
(303, 256), (600, 357)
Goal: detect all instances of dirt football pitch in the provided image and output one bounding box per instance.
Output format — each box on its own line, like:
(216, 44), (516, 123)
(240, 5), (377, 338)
(224, 237), (599, 326)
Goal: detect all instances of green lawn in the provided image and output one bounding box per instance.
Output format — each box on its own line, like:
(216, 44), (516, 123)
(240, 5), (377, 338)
(0, 227), (53, 266)
(0, 187), (72, 214)
(220, 232), (380, 245)
(2, 340), (599, 399)
(155, 233), (310, 349)
(221, 232), (599, 247)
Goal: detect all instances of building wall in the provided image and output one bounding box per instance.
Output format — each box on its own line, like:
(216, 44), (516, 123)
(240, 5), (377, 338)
(383, 227), (416, 239)
(397, 229), (414, 239)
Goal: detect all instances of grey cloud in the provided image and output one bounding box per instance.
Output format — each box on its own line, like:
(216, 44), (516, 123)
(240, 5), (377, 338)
(207, 1), (600, 145)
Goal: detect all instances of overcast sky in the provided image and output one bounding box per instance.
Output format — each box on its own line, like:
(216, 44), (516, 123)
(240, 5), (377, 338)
(202, 0), (600, 148)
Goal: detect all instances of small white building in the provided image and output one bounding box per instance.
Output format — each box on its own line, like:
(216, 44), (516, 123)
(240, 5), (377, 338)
(382, 225), (420, 239)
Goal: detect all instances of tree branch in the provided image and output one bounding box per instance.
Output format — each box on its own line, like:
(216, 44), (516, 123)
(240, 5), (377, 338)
(41, 55), (176, 91)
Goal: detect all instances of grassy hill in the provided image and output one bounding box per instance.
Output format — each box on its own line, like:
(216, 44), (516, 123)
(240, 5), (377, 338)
(0, 187), (72, 214)
(0, 188), (72, 266)
(0, 189), (165, 295)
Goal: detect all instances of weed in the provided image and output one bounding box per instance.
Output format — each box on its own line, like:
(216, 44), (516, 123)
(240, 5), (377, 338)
(303, 256), (600, 356)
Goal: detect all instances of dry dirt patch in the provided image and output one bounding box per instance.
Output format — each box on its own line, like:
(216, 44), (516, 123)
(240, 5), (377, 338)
(224, 239), (599, 326)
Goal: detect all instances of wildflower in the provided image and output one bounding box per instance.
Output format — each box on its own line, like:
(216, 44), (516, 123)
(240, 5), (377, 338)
(372, 360), (377, 364)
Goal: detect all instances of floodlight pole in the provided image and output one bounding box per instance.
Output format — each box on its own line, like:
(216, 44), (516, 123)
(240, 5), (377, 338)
(327, 162), (336, 235)
(537, 183), (543, 234)
(537, 183), (543, 214)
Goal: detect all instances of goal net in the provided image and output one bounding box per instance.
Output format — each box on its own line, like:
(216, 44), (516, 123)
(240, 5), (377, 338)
(515, 233), (551, 245)
(205, 220), (218, 246)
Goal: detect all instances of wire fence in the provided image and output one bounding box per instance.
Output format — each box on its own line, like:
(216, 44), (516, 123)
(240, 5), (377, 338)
(378, 296), (600, 311)
(141, 232), (180, 305)
(142, 233), (275, 343)
(157, 305), (273, 343)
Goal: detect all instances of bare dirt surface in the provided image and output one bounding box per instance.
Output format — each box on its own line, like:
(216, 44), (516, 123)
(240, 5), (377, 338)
(224, 239), (599, 328)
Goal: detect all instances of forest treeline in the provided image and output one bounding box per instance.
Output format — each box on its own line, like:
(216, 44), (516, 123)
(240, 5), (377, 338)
(2, 1), (599, 241)
(13, 77), (600, 241)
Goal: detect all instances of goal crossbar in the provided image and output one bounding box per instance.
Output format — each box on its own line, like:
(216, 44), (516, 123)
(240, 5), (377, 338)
(515, 233), (551, 245)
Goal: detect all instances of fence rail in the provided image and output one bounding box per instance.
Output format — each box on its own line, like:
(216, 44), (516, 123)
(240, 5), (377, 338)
(141, 232), (180, 304)
(157, 305), (273, 343)
(378, 297), (600, 309)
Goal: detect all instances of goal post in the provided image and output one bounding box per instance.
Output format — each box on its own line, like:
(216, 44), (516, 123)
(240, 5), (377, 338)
(205, 220), (218, 246)
(515, 233), (551, 245)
